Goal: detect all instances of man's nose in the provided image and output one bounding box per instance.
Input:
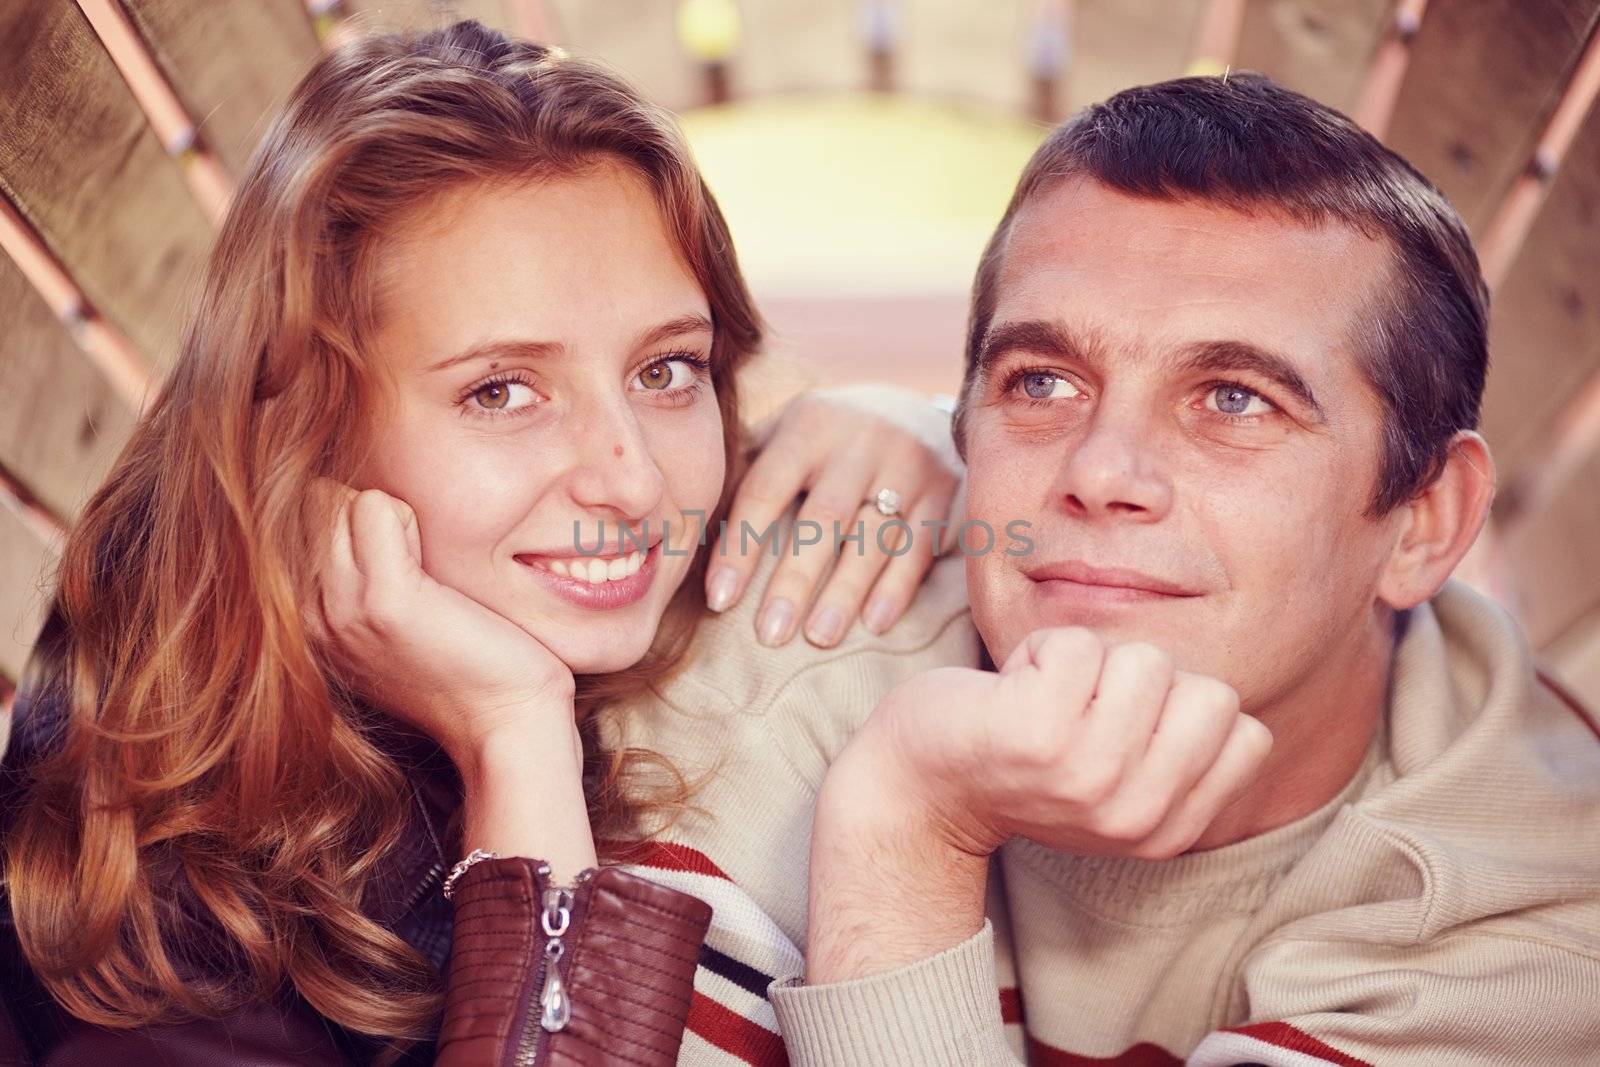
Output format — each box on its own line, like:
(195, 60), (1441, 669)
(1053, 405), (1172, 521)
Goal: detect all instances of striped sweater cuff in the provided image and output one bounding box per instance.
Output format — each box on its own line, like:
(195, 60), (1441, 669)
(767, 921), (1019, 1066)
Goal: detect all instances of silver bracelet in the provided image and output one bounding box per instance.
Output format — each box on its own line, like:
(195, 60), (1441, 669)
(441, 848), (499, 900)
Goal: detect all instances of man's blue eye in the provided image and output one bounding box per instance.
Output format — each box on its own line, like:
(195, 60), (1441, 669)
(1020, 373), (1078, 400)
(1214, 385), (1254, 415)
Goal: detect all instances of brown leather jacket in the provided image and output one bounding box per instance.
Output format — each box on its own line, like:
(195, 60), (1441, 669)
(0, 685), (712, 1066)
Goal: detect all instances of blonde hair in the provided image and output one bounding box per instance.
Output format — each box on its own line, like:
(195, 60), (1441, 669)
(6, 20), (760, 1044)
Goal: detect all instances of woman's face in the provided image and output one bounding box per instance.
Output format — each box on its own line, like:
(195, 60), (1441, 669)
(361, 162), (726, 674)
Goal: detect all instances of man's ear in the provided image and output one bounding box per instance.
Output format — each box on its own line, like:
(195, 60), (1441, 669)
(1377, 431), (1496, 611)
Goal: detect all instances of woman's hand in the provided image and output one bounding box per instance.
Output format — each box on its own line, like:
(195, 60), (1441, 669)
(306, 483), (596, 877)
(706, 385), (963, 648)
(307, 482), (576, 762)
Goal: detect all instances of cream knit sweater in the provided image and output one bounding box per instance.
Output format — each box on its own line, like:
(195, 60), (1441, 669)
(604, 537), (983, 1064)
(767, 582), (1600, 1066)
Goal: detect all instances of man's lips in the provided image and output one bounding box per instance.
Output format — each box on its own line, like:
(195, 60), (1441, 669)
(1022, 560), (1203, 597)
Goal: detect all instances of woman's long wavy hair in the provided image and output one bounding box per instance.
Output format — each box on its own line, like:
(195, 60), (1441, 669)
(5, 20), (761, 1045)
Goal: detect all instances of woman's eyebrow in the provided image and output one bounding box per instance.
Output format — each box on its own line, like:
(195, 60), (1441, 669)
(426, 338), (561, 373)
(424, 313), (712, 374)
(635, 313), (713, 350)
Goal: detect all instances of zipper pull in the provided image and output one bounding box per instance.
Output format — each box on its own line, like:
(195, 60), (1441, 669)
(539, 884), (574, 1032)
(539, 940), (571, 1031)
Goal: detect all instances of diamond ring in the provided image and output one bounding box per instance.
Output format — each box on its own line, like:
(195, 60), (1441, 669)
(871, 487), (902, 518)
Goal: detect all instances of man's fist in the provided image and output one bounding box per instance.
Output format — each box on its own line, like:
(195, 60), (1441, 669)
(830, 627), (1273, 861)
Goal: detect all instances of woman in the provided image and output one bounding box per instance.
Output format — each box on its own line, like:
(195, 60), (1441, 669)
(0, 21), (961, 1066)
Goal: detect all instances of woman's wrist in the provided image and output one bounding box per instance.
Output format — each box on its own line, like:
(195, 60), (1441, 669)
(456, 715), (597, 883)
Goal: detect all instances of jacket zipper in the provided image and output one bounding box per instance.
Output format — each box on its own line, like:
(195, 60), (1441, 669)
(511, 865), (597, 1067)
(400, 781), (448, 918)
(398, 861), (445, 918)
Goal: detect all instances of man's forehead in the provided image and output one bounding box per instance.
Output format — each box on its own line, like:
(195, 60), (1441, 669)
(1002, 178), (1388, 290)
(988, 179), (1391, 384)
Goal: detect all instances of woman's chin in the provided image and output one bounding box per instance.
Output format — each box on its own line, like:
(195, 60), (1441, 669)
(545, 631), (654, 677)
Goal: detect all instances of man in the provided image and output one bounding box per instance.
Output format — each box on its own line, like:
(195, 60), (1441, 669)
(766, 74), (1600, 1065)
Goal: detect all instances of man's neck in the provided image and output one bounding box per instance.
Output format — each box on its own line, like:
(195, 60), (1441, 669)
(1191, 610), (1395, 852)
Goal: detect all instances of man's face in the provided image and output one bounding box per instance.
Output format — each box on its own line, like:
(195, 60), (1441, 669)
(962, 179), (1407, 713)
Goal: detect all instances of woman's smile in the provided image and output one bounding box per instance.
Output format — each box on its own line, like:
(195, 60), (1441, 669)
(514, 544), (659, 610)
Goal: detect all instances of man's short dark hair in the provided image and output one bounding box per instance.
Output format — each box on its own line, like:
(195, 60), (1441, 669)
(959, 73), (1489, 515)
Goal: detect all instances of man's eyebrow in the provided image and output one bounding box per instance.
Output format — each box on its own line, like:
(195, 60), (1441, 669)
(425, 313), (714, 374)
(976, 320), (1094, 372)
(1176, 340), (1324, 418)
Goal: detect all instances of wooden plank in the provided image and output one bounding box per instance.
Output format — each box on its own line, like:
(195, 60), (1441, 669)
(1234, 0), (1392, 111)
(1383, 0), (1600, 235)
(0, 0), (212, 370)
(897, 0), (1033, 112)
(120, 0), (321, 176)
(0, 254), (138, 524)
(1190, 0), (1248, 71)
(1546, 607), (1600, 713)
(1501, 448), (1600, 648)
(737, 0), (859, 97)
(1478, 97), (1600, 483)
(337, 0), (512, 36)
(543, 0), (699, 111)
(0, 505), (57, 689)
(1070, 0), (1207, 108)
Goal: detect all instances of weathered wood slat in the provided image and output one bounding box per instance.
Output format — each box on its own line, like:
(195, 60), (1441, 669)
(897, 0), (1033, 112)
(1234, 0), (1392, 111)
(1479, 97), (1600, 483)
(1072, 0), (1207, 107)
(0, 255), (138, 524)
(1546, 607), (1600, 711)
(0, 505), (57, 689)
(544, 0), (699, 110)
(120, 0), (321, 176)
(337, 0), (511, 36)
(1502, 449), (1600, 648)
(737, 0), (858, 97)
(1383, 0), (1600, 234)
(0, 0), (212, 370)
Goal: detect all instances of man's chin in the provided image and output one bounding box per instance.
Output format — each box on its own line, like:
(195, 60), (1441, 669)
(990, 584), (1180, 630)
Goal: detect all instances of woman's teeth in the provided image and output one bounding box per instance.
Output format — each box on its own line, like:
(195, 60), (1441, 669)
(545, 550), (646, 583)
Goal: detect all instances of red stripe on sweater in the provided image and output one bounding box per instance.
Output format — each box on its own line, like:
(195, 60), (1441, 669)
(686, 991), (790, 1065)
(1225, 1021), (1373, 1066)
(999, 985), (1025, 1025)
(1538, 670), (1600, 742)
(1026, 1038), (1180, 1065)
(599, 839), (734, 881)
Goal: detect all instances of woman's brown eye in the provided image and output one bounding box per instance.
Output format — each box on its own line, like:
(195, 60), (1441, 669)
(466, 380), (535, 413)
(640, 364), (671, 391)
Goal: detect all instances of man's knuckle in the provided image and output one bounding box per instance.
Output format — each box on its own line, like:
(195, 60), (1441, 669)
(1062, 763), (1120, 807)
(1129, 834), (1188, 861)
(1114, 641), (1172, 678)
(1100, 801), (1165, 843)
(1175, 674), (1239, 715)
(1045, 626), (1103, 662)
